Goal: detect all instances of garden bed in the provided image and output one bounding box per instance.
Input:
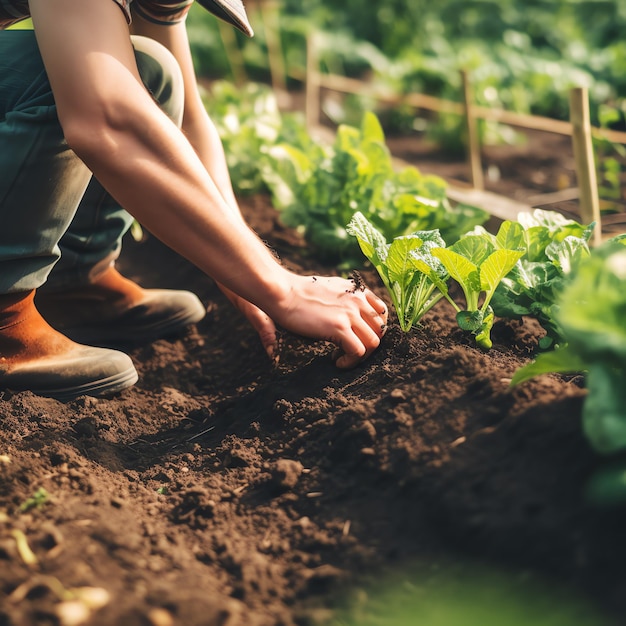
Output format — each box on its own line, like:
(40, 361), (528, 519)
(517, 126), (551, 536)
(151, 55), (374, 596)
(1, 149), (626, 625)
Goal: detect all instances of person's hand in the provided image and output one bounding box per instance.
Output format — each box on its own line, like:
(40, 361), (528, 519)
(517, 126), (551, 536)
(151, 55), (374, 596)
(217, 283), (278, 359)
(273, 273), (388, 369)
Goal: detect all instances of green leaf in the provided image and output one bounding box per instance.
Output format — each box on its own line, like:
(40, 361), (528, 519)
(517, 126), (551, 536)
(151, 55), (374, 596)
(511, 344), (587, 386)
(475, 307), (495, 349)
(431, 248), (479, 291)
(524, 225), (553, 262)
(457, 310), (483, 332)
(387, 236), (423, 284)
(347, 212), (388, 260)
(495, 220), (525, 251)
(451, 234), (494, 266)
(556, 248), (626, 363)
(360, 110), (386, 144)
(479, 249), (525, 295)
(583, 363), (626, 455)
(545, 235), (590, 275)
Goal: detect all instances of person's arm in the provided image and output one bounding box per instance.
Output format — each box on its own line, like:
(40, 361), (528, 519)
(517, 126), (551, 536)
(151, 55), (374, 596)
(130, 12), (241, 214)
(130, 13), (280, 356)
(29, 0), (387, 368)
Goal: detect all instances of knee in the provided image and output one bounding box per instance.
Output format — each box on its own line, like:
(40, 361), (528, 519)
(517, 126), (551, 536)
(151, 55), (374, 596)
(131, 35), (184, 127)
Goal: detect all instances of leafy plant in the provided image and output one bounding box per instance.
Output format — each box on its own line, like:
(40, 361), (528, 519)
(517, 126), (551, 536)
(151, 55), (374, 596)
(347, 212), (446, 331)
(262, 111), (487, 264)
(490, 209), (594, 349)
(347, 212), (524, 347)
(512, 236), (626, 505)
(202, 81), (303, 195)
(429, 224), (525, 349)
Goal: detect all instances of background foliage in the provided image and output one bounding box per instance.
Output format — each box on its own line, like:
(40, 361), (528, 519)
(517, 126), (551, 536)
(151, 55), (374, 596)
(189, 0), (626, 133)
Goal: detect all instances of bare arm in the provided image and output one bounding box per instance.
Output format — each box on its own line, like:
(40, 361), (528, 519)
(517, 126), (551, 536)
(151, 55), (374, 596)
(130, 13), (241, 212)
(130, 14), (280, 354)
(29, 0), (387, 367)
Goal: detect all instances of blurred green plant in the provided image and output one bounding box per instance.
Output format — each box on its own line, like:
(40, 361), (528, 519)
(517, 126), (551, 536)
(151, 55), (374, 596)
(201, 80), (290, 194)
(512, 235), (626, 505)
(188, 0), (626, 152)
(330, 559), (613, 626)
(491, 209), (594, 349)
(261, 111), (487, 264)
(594, 104), (626, 211)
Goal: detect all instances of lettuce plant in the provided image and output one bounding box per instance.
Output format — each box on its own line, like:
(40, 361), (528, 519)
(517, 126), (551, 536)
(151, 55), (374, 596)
(202, 81), (305, 195)
(512, 237), (626, 504)
(490, 209), (594, 349)
(261, 111), (487, 265)
(347, 212), (447, 332)
(429, 225), (525, 349)
(347, 213), (523, 348)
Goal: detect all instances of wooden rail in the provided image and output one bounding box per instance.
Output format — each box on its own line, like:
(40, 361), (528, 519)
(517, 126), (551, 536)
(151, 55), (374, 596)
(292, 64), (626, 145)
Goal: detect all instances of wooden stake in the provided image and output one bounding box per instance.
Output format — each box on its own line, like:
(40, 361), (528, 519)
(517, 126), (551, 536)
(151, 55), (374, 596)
(570, 87), (602, 245)
(461, 70), (484, 190)
(258, 0), (287, 94)
(305, 33), (321, 132)
(218, 20), (247, 86)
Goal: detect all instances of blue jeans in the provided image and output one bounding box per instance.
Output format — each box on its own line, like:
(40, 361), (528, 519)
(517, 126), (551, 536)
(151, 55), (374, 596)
(0, 30), (184, 294)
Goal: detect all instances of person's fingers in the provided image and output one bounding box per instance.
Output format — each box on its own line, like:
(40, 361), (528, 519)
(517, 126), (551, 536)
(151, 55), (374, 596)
(244, 307), (277, 358)
(328, 288), (388, 369)
(219, 282), (277, 359)
(353, 289), (388, 336)
(333, 316), (383, 369)
(361, 290), (388, 334)
(361, 306), (388, 337)
(364, 289), (388, 319)
(257, 320), (278, 358)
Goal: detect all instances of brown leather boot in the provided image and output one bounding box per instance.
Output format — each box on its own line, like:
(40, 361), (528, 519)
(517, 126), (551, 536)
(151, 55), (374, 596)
(36, 267), (206, 347)
(0, 291), (138, 401)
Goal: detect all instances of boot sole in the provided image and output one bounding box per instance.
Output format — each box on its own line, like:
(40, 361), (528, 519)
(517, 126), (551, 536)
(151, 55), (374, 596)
(30, 365), (139, 402)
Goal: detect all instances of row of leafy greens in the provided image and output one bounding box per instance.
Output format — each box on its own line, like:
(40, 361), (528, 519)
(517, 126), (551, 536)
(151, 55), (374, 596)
(261, 111), (487, 265)
(203, 82), (488, 266)
(348, 209), (626, 505)
(347, 208), (593, 350)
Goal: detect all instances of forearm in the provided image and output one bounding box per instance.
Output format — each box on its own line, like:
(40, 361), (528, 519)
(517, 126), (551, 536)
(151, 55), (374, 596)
(75, 102), (290, 315)
(182, 108), (240, 212)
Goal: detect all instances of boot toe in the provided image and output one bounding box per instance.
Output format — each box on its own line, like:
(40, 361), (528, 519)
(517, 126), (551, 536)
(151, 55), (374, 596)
(1, 346), (138, 401)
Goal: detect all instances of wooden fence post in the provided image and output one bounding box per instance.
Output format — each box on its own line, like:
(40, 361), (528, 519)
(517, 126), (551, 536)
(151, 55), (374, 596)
(306, 33), (321, 132)
(461, 70), (484, 190)
(570, 87), (602, 245)
(217, 21), (247, 86)
(258, 0), (287, 94)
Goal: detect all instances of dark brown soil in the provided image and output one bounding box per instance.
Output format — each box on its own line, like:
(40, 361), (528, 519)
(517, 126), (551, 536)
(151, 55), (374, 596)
(1, 130), (626, 626)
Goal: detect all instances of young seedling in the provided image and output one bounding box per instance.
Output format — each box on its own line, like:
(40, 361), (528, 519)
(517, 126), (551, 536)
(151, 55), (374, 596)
(19, 487), (49, 513)
(430, 225), (525, 349)
(347, 212), (447, 332)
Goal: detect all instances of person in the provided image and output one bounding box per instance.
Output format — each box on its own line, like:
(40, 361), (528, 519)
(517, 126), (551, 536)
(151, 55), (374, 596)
(0, 0), (388, 401)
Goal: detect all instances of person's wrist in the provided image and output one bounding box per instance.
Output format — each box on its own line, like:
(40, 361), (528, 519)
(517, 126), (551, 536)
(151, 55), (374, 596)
(255, 265), (297, 323)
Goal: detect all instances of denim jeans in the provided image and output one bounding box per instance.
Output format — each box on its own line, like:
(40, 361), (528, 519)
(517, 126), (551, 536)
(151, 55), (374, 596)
(0, 30), (184, 294)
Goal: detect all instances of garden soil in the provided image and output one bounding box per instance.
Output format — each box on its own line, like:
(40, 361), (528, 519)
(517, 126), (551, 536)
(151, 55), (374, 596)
(1, 131), (626, 626)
